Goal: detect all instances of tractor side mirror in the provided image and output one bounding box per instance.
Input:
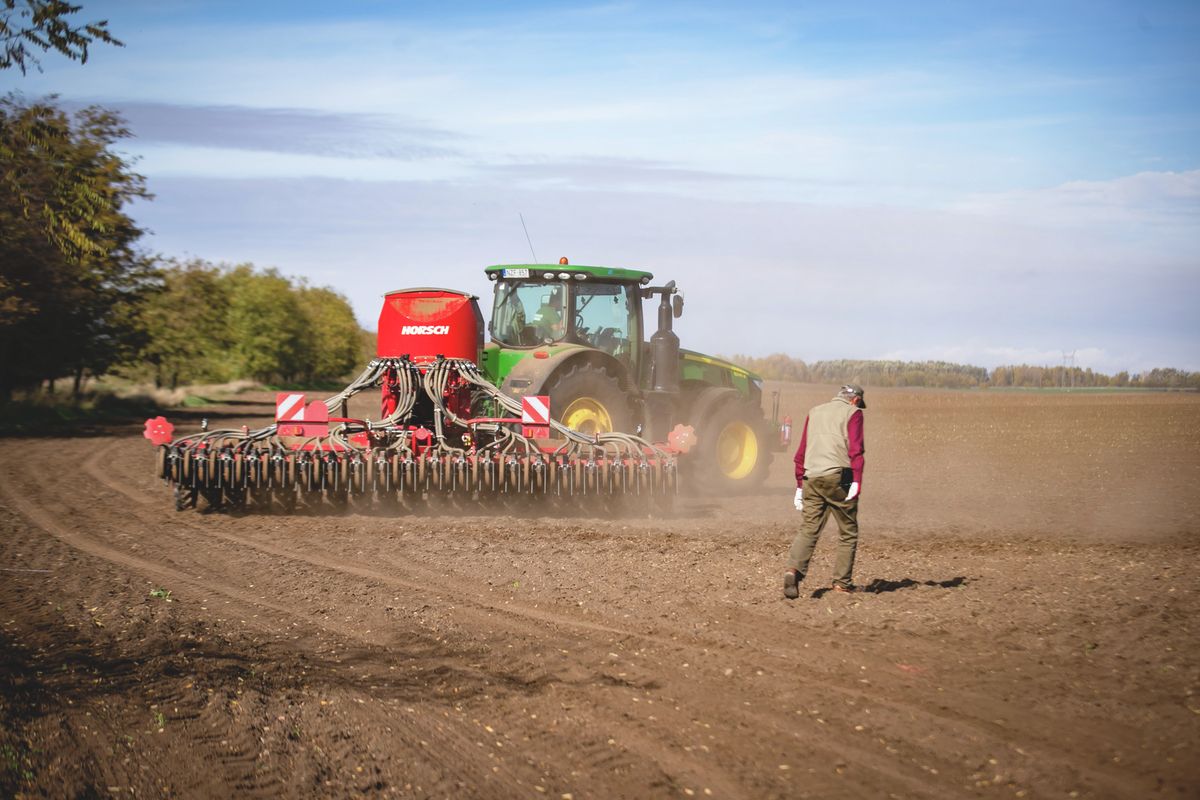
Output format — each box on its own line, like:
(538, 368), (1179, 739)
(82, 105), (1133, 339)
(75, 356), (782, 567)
(672, 294), (684, 318)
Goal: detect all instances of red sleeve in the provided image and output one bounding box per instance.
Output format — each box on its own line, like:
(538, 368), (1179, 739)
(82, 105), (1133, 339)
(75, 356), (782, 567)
(792, 416), (809, 487)
(847, 410), (864, 486)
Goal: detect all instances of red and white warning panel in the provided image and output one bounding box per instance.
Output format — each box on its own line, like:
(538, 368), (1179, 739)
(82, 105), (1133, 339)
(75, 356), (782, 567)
(521, 395), (550, 438)
(275, 392), (329, 438)
(276, 392), (307, 421)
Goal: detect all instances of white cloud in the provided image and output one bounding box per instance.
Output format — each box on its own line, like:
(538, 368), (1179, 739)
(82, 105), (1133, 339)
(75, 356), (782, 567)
(955, 169), (1200, 231)
(133, 145), (474, 182)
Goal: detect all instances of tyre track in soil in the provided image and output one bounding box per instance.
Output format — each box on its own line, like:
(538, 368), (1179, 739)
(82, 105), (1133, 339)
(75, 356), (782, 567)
(0, 487), (336, 797)
(9, 439), (754, 797)
(89, 443), (668, 646)
(0, 500), (296, 798)
(5, 435), (1166, 798)
(76, 442), (786, 798)
(314, 534), (1160, 800)
(133, 441), (1178, 800)
(0, 496), (536, 800)
(1, 445), (599, 798)
(81, 438), (1156, 798)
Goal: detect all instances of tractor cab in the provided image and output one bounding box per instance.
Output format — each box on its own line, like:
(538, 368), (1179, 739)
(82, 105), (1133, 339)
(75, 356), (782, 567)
(481, 262), (779, 489)
(485, 264), (649, 372)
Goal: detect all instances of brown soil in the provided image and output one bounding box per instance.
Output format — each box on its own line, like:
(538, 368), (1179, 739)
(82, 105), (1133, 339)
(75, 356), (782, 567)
(1, 385), (1197, 799)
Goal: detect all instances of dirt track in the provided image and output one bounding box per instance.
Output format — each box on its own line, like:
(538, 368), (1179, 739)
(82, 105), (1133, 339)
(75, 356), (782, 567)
(1, 385), (1198, 799)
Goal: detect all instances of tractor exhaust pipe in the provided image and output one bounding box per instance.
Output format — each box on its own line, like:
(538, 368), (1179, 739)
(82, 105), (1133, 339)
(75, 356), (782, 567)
(645, 280), (682, 393)
(643, 281), (683, 439)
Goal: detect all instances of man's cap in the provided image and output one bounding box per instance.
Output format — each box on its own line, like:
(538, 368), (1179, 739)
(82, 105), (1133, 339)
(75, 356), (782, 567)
(839, 383), (867, 408)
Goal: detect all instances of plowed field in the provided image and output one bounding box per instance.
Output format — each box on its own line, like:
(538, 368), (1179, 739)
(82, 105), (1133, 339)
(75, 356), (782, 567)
(2, 385), (1197, 799)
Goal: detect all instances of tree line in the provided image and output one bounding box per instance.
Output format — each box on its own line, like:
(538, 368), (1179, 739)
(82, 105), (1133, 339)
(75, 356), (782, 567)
(729, 354), (1200, 390)
(129, 260), (367, 390)
(0, 93), (366, 401)
(728, 356), (990, 388)
(987, 364), (1200, 390)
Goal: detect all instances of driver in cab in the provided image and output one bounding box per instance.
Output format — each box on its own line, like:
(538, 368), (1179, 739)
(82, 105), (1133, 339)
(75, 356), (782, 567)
(532, 289), (565, 343)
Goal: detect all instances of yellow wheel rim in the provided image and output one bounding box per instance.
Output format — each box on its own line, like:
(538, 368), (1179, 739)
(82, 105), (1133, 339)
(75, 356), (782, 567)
(561, 397), (613, 435)
(716, 421), (758, 480)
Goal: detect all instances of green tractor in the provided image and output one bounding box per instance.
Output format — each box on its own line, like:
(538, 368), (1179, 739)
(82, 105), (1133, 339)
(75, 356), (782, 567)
(478, 262), (784, 490)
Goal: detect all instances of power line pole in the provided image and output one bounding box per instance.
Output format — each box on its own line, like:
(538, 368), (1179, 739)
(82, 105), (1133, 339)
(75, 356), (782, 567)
(1062, 350), (1076, 391)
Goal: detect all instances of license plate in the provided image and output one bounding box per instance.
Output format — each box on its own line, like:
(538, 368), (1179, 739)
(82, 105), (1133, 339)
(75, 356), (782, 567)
(502, 268), (530, 278)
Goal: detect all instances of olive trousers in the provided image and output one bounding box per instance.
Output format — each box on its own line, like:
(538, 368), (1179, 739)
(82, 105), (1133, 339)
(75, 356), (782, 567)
(787, 470), (859, 589)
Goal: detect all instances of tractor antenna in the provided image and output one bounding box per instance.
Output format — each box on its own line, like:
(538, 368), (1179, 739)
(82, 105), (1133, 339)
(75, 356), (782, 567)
(519, 213), (538, 264)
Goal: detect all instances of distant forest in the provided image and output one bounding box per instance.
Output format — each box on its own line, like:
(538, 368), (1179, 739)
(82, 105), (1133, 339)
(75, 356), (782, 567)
(727, 354), (1200, 390)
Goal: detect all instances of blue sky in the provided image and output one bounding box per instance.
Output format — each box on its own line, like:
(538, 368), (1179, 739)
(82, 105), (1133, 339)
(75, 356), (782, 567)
(6, 0), (1198, 373)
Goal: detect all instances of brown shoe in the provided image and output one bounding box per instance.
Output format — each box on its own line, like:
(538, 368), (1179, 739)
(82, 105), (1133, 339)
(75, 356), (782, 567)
(783, 571), (800, 600)
(831, 583), (855, 594)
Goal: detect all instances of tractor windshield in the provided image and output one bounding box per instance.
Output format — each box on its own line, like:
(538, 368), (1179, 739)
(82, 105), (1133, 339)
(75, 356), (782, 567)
(490, 280), (567, 346)
(490, 279), (640, 364)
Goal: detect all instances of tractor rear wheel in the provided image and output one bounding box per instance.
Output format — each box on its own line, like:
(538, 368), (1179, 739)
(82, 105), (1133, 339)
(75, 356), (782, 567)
(687, 389), (772, 492)
(545, 363), (634, 436)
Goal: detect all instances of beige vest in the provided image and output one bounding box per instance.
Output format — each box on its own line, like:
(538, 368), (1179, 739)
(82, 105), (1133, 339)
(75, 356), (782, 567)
(804, 397), (859, 479)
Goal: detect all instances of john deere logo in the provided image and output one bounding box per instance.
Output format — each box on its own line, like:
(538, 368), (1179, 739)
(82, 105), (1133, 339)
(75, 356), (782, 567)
(401, 325), (450, 335)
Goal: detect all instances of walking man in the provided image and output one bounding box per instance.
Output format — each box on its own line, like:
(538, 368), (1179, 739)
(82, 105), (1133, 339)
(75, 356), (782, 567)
(784, 384), (866, 598)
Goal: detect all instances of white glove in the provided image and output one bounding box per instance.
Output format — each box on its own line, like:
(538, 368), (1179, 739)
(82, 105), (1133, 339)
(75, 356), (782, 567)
(793, 486), (804, 511)
(846, 481), (860, 501)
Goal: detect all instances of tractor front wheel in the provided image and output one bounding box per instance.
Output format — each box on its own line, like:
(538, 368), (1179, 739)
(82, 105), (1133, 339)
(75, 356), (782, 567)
(545, 363), (634, 436)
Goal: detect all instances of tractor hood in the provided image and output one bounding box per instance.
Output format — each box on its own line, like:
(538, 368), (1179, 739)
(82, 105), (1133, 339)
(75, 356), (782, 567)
(679, 349), (764, 399)
(680, 349), (762, 382)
